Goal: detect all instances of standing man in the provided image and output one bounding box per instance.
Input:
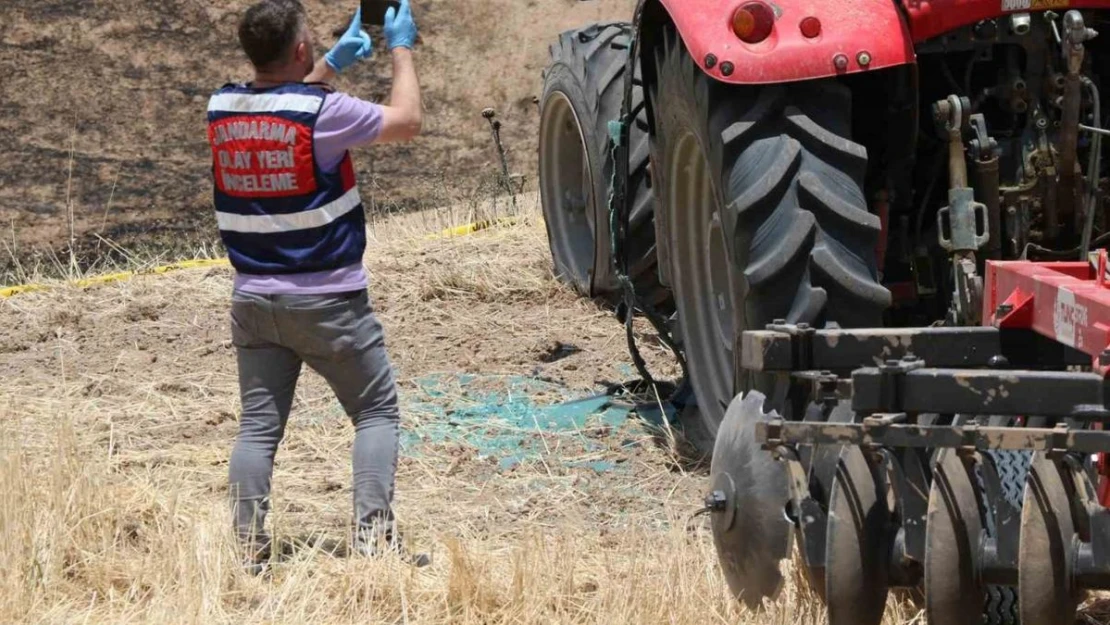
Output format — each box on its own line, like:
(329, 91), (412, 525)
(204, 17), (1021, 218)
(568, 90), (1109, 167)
(206, 0), (423, 570)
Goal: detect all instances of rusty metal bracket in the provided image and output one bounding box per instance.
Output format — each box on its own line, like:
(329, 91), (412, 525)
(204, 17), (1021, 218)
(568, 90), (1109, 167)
(770, 444), (828, 572)
(874, 447), (929, 585)
(762, 418), (785, 449)
(1070, 454), (1110, 589)
(968, 114), (1000, 162)
(764, 321), (818, 371)
(875, 356), (926, 414)
(974, 451), (1021, 585)
(952, 257), (985, 326)
(863, 413), (909, 428)
(938, 190), (990, 254)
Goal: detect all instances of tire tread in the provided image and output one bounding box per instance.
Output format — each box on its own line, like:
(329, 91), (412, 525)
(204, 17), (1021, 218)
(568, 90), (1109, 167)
(543, 23), (669, 305)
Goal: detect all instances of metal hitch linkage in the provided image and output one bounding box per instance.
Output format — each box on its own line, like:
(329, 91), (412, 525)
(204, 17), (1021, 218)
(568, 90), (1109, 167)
(934, 95), (989, 326)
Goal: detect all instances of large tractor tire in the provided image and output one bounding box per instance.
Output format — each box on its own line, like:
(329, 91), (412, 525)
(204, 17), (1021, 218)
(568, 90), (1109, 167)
(649, 27), (889, 441)
(651, 26), (888, 606)
(539, 23), (669, 308)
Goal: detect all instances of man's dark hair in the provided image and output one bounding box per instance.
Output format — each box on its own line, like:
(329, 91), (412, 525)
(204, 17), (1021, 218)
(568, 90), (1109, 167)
(238, 0), (307, 70)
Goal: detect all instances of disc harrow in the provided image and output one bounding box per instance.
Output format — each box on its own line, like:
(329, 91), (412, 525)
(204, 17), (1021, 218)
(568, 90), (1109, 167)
(705, 254), (1110, 624)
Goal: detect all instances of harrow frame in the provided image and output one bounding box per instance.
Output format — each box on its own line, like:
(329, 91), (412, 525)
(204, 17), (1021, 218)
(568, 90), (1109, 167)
(731, 255), (1110, 623)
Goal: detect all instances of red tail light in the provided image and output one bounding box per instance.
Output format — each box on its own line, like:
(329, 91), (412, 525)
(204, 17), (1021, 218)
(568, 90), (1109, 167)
(799, 16), (822, 39)
(732, 1), (775, 44)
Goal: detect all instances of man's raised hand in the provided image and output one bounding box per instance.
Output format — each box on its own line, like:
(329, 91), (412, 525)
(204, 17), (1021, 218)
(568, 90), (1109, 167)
(384, 0), (417, 50)
(325, 8), (373, 73)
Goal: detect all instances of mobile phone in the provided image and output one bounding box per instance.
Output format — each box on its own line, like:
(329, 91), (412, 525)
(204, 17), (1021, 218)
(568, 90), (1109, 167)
(332, 1), (413, 42)
(360, 0), (400, 27)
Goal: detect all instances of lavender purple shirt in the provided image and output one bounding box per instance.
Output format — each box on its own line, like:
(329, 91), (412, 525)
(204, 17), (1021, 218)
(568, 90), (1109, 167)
(233, 92), (384, 295)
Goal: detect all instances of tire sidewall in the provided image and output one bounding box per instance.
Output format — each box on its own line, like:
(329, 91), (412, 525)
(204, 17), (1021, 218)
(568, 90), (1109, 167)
(539, 61), (614, 297)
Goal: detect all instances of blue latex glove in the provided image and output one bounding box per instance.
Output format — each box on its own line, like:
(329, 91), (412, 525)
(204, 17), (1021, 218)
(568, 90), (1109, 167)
(325, 8), (373, 73)
(384, 0), (418, 50)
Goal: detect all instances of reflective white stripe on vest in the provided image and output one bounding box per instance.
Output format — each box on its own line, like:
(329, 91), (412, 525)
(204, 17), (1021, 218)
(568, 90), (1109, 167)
(216, 187), (362, 234)
(208, 92), (324, 115)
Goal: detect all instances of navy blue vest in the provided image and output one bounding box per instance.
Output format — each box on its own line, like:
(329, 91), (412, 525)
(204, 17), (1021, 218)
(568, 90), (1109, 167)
(207, 82), (365, 275)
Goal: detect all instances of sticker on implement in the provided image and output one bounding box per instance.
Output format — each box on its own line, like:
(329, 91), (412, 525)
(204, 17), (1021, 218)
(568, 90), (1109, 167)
(1053, 288), (1089, 349)
(1003, 0), (1069, 11)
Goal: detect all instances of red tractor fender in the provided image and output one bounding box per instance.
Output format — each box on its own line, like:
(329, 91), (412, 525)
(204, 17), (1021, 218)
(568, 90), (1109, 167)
(651, 0), (916, 84)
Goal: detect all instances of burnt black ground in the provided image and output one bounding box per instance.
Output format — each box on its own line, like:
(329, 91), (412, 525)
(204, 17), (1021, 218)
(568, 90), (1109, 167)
(1, 0), (627, 282)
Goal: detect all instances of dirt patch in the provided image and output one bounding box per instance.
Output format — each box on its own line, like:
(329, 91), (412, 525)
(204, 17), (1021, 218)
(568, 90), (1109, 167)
(0, 0), (636, 281)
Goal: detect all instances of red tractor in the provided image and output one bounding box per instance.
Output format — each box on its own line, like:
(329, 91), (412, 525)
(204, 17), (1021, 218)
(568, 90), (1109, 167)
(540, 1), (1110, 624)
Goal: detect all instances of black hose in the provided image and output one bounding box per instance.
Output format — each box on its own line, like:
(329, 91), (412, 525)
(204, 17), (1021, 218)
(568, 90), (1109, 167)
(940, 59), (964, 96)
(963, 56), (977, 98)
(1080, 76), (1102, 260)
(915, 149), (947, 250)
(1025, 230), (1110, 259)
(607, 14), (690, 411)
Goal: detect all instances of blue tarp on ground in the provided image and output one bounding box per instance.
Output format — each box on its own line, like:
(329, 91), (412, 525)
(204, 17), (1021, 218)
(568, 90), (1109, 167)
(399, 374), (645, 471)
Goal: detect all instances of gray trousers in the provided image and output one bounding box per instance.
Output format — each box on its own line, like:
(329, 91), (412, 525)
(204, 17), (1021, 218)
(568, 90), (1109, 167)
(228, 289), (400, 550)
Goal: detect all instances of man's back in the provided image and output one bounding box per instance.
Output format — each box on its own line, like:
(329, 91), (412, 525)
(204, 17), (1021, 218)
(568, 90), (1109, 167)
(208, 0), (426, 573)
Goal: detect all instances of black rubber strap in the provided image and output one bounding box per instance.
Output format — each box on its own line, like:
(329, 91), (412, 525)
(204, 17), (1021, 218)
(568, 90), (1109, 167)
(605, 11), (690, 414)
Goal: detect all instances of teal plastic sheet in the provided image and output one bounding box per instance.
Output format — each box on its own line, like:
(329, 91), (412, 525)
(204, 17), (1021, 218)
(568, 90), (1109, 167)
(400, 374), (639, 471)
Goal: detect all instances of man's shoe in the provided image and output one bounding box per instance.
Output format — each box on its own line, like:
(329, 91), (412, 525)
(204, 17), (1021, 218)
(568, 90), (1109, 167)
(354, 527), (432, 568)
(241, 542), (272, 577)
(243, 559), (270, 577)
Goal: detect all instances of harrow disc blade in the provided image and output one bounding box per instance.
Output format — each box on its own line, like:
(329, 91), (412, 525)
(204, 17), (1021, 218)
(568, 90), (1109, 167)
(1019, 452), (1079, 625)
(709, 391), (793, 609)
(925, 449), (984, 625)
(795, 400), (854, 600)
(825, 445), (890, 625)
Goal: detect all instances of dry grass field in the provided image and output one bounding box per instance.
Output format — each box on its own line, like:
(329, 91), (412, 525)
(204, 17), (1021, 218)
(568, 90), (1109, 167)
(0, 196), (939, 624)
(5, 1), (1110, 623)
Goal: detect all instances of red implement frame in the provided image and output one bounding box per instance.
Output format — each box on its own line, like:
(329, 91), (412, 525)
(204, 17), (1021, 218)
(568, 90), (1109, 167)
(984, 251), (1110, 505)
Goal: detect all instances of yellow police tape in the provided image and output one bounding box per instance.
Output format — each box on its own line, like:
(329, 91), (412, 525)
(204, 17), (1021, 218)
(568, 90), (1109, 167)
(0, 258), (230, 299)
(1, 218), (518, 299)
(424, 216), (518, 240)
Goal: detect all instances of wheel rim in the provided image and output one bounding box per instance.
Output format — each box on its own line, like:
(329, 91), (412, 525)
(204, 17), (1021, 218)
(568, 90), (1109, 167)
(668, 130), (741, 432)
(539, 92), (596, 294)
